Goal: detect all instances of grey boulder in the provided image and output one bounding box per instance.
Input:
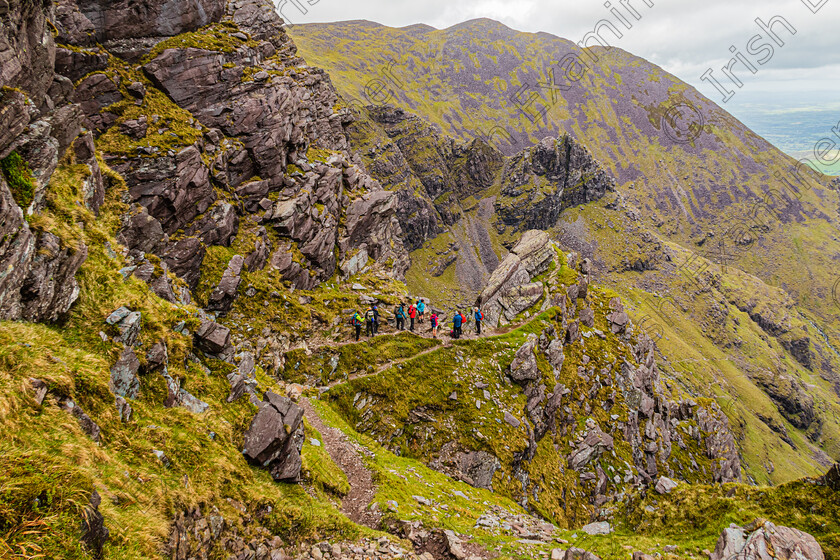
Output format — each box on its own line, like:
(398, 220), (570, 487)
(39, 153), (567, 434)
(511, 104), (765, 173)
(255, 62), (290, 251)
(242, 392), (305, 482)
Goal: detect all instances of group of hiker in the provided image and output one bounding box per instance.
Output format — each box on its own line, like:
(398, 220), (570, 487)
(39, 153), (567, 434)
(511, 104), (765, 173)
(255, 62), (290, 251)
(350, 298), (484, 341)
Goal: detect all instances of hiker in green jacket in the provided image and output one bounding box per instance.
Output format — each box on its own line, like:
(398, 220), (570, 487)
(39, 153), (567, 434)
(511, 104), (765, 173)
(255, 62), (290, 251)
(351, 311), (363, 341)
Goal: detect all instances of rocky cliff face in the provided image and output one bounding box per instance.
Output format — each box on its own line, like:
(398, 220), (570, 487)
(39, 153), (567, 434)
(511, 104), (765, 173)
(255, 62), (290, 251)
(24, 0), (408, 307)
(496, 136), (615, 232)
(0, 0), (91, 322)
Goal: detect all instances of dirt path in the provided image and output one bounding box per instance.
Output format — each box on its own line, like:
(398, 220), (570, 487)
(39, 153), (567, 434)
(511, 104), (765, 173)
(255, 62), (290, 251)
(299, 316), (484, 354)
(300, 397), (381, 529)
(323, 342), (448, 389)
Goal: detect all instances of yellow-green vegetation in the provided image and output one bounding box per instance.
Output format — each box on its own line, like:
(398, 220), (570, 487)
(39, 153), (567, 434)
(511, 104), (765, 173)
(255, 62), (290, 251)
(621, 481), (840, 559)
(310, 399), (561, 560)
(301, 419), (351, 498)
(0, 152), (361, 559)
(312, 382), (840, 560)
(405, 231), (464, 306)
(554, 194), (840, 485)
(282, 333), (440, 385)
(323, 295), (721, 529)
(0, 151), (36, 209)
(95, 60), (205, 158)
(143, 22), (260, 62)
(193, 218), (412, 348)
(290, 26), (840, 489)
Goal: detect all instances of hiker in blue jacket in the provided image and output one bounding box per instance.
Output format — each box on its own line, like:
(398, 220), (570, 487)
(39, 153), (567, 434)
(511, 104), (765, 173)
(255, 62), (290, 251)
(416, 298), (426, 323)
(452, 310), (463, 339)
(395, 303), (406, 331)
(474, 307), (483, 335)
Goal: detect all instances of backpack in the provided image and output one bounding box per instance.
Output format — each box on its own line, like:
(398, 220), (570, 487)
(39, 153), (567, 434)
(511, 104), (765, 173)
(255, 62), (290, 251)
(351, 312), (361, 326)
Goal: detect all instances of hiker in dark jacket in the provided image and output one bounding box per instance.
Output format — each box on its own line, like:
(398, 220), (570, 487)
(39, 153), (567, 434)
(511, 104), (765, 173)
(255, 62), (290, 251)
(395, 303), (406, 331)
(364, 306), (376, 337)
(372, 305), (380, 334)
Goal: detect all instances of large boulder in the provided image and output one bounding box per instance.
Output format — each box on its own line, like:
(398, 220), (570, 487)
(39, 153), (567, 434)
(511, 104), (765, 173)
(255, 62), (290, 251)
(710, 520), (824, 560)
(477, 230), (554, 327)
(242, 392), (304, 482)
(509, 334), (540, 382)
(194, 320), (231, 355)
(109, 347), (141, 399)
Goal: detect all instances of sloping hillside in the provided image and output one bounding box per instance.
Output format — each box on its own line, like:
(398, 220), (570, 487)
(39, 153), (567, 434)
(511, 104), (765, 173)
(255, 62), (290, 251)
(292, 19), (840, 485)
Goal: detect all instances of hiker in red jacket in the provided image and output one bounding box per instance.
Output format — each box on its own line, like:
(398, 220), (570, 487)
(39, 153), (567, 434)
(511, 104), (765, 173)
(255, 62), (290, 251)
(430, 311), (439, 338)
(408, 302), (417, 331)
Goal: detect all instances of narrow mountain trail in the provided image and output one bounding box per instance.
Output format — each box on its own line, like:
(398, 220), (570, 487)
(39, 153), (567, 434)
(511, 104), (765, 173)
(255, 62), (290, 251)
(298, 316), (485, 353)
(300, 397), (381, 529)
(325, 342), (448, 388)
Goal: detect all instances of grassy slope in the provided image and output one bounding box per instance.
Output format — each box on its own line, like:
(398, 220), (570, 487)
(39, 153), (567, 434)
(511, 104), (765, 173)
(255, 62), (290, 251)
(0, 154), (364, 558)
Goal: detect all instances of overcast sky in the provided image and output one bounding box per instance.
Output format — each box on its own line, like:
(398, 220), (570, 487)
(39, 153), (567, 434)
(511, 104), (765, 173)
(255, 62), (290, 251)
(287, 0), (840, 156)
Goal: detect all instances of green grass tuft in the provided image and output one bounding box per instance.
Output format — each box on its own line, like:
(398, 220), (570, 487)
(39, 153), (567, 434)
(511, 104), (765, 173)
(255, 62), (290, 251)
(1, 151), (36, 210)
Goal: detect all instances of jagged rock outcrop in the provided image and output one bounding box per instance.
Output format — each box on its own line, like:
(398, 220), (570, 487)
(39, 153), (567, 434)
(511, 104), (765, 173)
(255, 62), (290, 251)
(0, 0), (90, 323)
(820, 462), (840, 490)
(710, 520), (824, 560)
(347, 107), (445, 251)
(109, 347), (141, 399)
(497, 135), (615, 232)
(55, 0), (225, 59)
(167, 503), (293, 560)
(207, 255), (244, 314)
(342, 189), (410, 277)
(81, 490), (110, 558)
(367, 106), (504, 203)
(476, 230), (555, 327)
(110, 146), (217, 236)
(242, 391), (304, 482)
